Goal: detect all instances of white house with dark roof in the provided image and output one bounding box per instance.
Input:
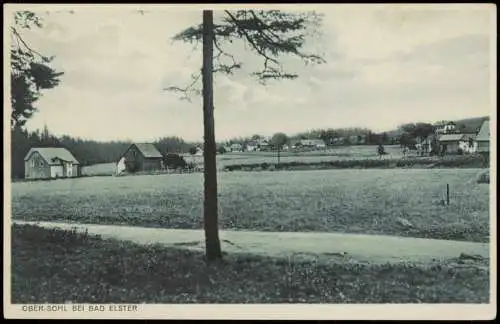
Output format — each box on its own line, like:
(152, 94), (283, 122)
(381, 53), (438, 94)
(438, 133), (478, 154)
(24, 147), (81, 179)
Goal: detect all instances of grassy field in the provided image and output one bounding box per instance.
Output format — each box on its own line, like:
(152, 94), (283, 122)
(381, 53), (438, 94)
(196, 145), (407, 168)
(81, 145), (407, 176)
(11, 224), (490, 304)
(11, 168), (490, 242)
(81, 163), (117, 176)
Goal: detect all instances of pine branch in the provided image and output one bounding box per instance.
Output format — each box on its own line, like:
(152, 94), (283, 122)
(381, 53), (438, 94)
(163, 71), (202, 102)
(11, 27), (49, 62)
(213, 34), (242, 74)
(166, 9), (326, 99)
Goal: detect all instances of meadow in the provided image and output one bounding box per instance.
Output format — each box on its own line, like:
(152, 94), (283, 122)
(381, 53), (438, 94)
(81, 145), (407, 176)
(11, 168), (490, 242)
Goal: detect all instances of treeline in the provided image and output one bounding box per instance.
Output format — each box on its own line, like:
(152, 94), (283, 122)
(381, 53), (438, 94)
(225, 127), (397, 146)
(10, 126), (199, 179)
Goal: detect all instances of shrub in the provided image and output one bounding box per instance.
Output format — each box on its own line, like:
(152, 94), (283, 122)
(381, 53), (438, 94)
(163, 153), (187, 170)
(477, 171), (490, 184)
(12, 224), (100, 246)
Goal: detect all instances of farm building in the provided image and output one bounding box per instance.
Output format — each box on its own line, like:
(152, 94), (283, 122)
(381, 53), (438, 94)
(24, 147), (80, 180)
(117, 143), (164, 174)
(438, 134), (477, 155)
(476, 120), (490, 153)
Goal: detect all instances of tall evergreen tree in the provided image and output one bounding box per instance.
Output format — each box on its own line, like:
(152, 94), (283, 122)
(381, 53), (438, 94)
(166, 10), (325, 261)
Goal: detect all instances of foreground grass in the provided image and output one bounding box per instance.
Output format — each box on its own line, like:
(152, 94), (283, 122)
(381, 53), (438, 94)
(11, 224), (490, 304)
(12, 169), (490, 243)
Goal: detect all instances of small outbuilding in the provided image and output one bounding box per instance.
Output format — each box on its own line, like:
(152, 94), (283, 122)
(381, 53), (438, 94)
(117, 143), (164, 174)
(24, 147), (80, 180)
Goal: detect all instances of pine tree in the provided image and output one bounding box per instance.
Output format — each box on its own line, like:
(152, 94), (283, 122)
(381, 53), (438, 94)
(165, 9), (325, 261)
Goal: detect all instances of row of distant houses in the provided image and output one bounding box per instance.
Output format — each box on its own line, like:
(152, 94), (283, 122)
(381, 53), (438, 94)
(226, 138), (328, 152)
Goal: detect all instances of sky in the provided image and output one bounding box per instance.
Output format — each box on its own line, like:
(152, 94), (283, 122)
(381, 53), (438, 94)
(7, 4), (495, 142)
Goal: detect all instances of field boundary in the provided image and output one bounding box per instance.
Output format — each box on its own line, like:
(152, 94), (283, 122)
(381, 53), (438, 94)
(223, 155), (489, 172)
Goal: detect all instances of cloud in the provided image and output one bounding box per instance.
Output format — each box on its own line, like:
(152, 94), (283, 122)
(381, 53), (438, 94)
(12, 5), (493, 142)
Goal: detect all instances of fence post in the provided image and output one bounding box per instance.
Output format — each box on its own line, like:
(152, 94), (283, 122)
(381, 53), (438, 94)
(446, 184), (450, 205)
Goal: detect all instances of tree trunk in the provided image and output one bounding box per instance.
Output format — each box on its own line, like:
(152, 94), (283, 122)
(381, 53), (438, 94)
(277, 147), (281, 165)
(202, 10), (222, 262)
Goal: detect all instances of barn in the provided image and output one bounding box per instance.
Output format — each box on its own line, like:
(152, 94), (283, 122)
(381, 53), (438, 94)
(24, 147), (80, 180)
(116, 143), (164, 174)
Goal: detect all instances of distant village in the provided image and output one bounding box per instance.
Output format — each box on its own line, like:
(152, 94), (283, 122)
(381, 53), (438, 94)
(18, 117), (490, 180)
(204, 119), (490, 156)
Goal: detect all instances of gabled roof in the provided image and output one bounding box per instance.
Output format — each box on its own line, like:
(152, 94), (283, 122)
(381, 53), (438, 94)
(438, 134), (468, 142)
(24, 147), (80, 165)
(129, 143), (163, 158)
(476, 120), (490, 142)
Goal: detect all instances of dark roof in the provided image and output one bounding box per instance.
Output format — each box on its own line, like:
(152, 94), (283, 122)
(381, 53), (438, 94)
(24, 147), (80, 165)
(131, 143), (163, 158)
(455, 116), (489, 133)
(476, 120), (490, 142)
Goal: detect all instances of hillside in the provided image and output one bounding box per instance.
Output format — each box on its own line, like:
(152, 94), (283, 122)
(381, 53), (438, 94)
(453, 116), (490, 134)
(383, 115), (490, 137)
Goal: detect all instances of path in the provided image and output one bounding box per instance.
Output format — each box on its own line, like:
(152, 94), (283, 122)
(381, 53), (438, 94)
(13, 220), (490, 264)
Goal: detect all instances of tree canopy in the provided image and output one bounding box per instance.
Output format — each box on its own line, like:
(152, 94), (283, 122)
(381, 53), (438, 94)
(271, 132), (288, 149)
(10, 11), (64, 129)
(165, 10), (326, 101)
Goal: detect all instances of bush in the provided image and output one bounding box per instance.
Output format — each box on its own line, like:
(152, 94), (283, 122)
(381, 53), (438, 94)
(477, 171), (490, 184)
(11, 224), (99, 247)
(163, 153), (187, 169)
